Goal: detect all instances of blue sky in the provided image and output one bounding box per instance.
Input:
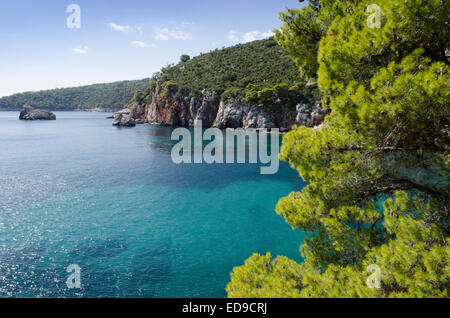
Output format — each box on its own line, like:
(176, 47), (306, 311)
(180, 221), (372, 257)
(0, 0), (306, 97)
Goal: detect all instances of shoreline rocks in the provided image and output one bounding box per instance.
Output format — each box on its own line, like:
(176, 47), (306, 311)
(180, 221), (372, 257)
(114, 85), (328, 130)
(19, 105), (56, 120)
(130, 102), (146, 121)
(115, 108), (132, 115)
(213, 101), (276, 130)
(112, 112), (136, 127)
(141, 90), (327, 131)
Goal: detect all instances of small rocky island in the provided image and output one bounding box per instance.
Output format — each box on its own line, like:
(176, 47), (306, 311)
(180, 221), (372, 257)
(19, 105), (56, 120)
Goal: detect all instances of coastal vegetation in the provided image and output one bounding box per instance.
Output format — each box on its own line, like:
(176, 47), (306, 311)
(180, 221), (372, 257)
(227, 0), (449, 298)
(131, 38), (320, 110)
(0, 79), (149, 111)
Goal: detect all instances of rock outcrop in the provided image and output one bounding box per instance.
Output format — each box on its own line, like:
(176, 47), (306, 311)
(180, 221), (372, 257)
(145, 89), (221, 127)
(19, 105), (56, 120)
(129, 84), (328, 131)
(115, 108), (131, 115)
(144, 94), (326, 130)
(107, 108), (132, 119)
(296, 102), (329, 128)
(130, 102), (146, 121)
(129, 102), (147, 124)
(213, 102), (275, 129)
(112, 112), (136, 127)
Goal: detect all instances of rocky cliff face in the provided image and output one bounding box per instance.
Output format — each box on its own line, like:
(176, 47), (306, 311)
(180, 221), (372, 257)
(133, 86), (328, 131)
(296, 102), (328, 128)
(145, 88), (221, 127)
(213, 101), (281, 130)
(130, 102), (146, 120)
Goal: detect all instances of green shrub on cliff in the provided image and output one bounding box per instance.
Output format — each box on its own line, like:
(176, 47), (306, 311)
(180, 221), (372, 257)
(243, 81), (321, 109)
(222, 87), (244, 104)
(129, 90), (145, 105)
(161, 81), (178, 96)
(227, 0), (449, 298)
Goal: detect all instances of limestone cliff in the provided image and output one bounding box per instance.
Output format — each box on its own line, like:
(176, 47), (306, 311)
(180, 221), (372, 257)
(132, 84), (328, 131)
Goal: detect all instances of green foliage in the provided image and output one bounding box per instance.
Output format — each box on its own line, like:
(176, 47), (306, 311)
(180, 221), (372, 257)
(180, 54), (191, 63)
(258, 85), (287, 106)
(228, 0), (449, 298)
(227, 253), (303, 298)
(243, 81), (320, 109)
(138, 38), (316, 105)
(242, 83), (259, 104)
(0, 79), (150, 111)
(163, 80), (179, 95)
(275, 4), (324, 81)
(160, 80), (179, 103)
(222, 87), (244, 104)
(149, 79), (157, 91)
(130, 90), (144, 104)
(275, 0), (382, 81)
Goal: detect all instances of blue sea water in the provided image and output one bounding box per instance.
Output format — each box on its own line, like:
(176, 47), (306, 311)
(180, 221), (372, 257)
(0, 111), (307, 298)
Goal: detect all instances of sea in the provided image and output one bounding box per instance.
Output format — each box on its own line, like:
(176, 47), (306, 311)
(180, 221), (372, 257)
(0, 111), (307, 298)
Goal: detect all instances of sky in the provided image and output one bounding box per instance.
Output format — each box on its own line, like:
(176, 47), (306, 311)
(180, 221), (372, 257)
(0, 0), (306, 97)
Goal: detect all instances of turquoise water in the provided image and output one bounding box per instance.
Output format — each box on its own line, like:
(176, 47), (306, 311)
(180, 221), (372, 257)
(0, 112), (307, 298)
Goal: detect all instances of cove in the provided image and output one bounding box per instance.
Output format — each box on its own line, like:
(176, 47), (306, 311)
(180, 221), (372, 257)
(0, 112), (307, 297)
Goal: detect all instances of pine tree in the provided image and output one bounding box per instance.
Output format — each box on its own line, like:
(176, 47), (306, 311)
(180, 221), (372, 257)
(227, 0), (449, 298)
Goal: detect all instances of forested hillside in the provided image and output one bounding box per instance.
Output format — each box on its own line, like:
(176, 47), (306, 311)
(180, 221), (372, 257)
(155, 38), (301, 94)
(0, 79), (149, 111)
(131, 37), (319, 109)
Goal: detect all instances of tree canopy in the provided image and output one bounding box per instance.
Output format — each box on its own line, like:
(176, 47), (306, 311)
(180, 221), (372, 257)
(227, 0), (449, 298)
(152, 38), (302, 96)
(136, 37), (320, 110)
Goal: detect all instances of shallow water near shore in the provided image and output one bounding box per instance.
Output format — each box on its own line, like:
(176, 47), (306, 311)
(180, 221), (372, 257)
(0, 111), (307, 298)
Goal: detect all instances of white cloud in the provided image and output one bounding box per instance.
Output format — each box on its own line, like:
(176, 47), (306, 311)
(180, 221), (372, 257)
(154, 27), (190, 41)
(155, 32), (169, 41)
(108, 23), (132, 32)
(72, 46), (89, 55)
(131, 41), (156, 48)
(243, 31), (260, 43)
(228, 30), (239, 42)
(236, 30), (274, 43)
(262, 31), (275, 38)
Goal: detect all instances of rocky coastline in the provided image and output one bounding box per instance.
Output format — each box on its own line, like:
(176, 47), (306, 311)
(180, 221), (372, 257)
(119, 85), (328, 131)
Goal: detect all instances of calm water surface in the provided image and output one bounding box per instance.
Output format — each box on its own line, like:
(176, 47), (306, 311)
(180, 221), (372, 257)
(0, 111), (306, 297)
